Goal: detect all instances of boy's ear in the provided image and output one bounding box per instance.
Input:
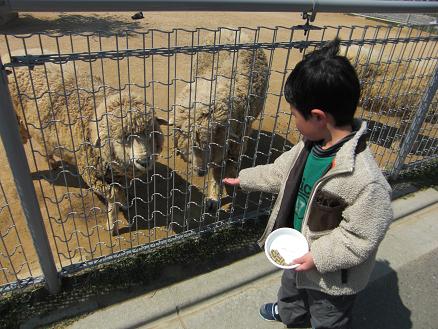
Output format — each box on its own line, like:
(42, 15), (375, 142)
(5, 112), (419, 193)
(310, 109), (328, 124)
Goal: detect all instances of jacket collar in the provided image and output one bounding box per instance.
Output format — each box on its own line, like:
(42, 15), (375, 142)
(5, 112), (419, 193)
(301, 119), (368, 173)
(332, 119), (368, 173)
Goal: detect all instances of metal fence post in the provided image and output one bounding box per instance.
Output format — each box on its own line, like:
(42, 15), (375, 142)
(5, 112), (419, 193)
(391, 64), (438, 180)
(0, 59), (60, 294)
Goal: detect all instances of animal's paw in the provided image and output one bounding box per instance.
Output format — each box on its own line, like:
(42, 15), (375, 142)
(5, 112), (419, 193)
(110, 220), (121, 236)
(205, 198), (219, 213)
(111, 228), (120, 237)
(220, 202), (232, 212)
(49, 159), (62, 170)
(205, 198), (232, 213)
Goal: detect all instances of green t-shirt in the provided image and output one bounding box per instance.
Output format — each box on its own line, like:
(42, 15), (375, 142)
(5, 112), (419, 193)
(293, 132), (356, 231)
(293, 149), (334, 231)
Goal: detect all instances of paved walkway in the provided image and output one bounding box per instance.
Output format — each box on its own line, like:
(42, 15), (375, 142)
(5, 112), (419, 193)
(67, 188), (438, 329)
(352, 13), (437, 25)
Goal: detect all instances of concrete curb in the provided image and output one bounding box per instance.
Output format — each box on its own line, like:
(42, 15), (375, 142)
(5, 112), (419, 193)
(392, 188), (438, 220)
(67, 188), (438, 329)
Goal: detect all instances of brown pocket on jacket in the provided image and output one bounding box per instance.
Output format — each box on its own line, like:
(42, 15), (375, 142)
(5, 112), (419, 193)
(307, 192), (346, 232)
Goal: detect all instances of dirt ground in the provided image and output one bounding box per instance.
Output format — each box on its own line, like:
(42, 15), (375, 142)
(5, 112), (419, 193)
(0, 11), (435, 285)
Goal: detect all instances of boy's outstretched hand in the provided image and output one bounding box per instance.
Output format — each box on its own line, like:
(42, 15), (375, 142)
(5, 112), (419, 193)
(222, 178), (240, 186)
(293, 252), (315, 272)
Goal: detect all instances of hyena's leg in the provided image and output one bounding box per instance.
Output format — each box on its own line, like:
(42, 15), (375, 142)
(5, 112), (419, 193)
(206, 166), (222, 212)
(106, 186), (119, 235)
(205, 130), (249, 212)
(205, 164), (235, 212)
(107, 185), (127, 236)
(47, 154), (61, 170)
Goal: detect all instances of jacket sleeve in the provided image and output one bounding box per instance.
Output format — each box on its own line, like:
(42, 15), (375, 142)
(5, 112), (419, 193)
(238, 142), (302, 194)
(311, 182), (393, 274)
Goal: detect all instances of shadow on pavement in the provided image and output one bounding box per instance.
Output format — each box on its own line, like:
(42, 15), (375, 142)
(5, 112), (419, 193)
(354, 260), (412, 329)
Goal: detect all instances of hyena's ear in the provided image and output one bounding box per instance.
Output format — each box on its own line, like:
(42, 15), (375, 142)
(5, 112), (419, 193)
(89, 122), (108, 178)
(156, 117), (171, 126)
(149, 103), (172, 126)
(154, 131), (164, 154)
(94, 136), (102, 148)
(16, 114), (31, 144)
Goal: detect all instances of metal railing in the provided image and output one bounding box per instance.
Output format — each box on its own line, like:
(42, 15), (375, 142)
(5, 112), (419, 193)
(1, 0), (438, 13)
(0, 4), (437, 296)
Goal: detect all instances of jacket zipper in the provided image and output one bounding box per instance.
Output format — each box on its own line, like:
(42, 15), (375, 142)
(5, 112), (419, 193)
(301, 134), (368, 232)
(296, 167), (351, 287)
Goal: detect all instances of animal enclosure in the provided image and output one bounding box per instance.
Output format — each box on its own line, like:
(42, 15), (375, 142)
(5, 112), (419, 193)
(0, 23), (437, 293)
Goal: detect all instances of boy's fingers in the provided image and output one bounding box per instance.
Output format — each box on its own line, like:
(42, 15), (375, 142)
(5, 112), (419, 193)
(292, 252), (315, 272)
(293, 258), (306, 272)
(294, 264), (306, 272)
(292, 256), (304, 264)
(222, 178), (239, 185)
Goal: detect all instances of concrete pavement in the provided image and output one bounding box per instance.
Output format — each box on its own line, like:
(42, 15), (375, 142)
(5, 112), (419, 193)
(67, 188), (438, 329)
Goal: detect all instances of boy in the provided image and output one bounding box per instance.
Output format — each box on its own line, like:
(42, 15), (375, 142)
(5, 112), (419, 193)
(223, 39), (393, 329)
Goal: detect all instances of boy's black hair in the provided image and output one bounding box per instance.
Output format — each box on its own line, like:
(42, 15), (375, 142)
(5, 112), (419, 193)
(284, 38), (361, 126)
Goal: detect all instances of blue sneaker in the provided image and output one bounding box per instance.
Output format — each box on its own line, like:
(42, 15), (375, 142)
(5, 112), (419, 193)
(259, 302), (281, 322)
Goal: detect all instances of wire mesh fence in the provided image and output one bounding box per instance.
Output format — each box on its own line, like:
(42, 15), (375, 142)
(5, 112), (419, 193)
(0, 23), (437, 293)
(0, 177), (41, 293)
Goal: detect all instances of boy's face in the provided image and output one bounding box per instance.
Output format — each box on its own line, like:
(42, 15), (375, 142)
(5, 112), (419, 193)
(290, 105), (327, 141)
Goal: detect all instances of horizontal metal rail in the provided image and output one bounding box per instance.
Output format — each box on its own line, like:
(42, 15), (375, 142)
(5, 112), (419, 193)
(401, 155), (438, 171)
(5, 35), (438, 68)
(0, 276), (45, 294)
(1, 0), (438, 13)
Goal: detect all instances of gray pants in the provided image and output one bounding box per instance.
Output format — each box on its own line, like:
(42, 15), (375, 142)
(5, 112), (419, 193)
(277, 270), (356, 329)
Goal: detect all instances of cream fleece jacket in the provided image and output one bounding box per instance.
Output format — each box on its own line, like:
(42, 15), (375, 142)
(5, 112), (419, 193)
(238, 120), (393, 295)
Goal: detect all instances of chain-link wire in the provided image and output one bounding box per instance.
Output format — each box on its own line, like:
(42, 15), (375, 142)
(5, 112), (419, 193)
(0, 178), (40, 293)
